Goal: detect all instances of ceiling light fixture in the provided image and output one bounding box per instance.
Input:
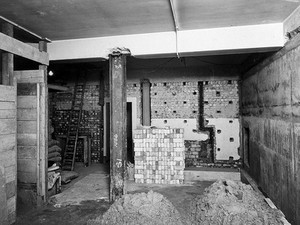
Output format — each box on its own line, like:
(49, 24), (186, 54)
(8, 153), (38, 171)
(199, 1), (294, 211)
(48, 70), (54, 76)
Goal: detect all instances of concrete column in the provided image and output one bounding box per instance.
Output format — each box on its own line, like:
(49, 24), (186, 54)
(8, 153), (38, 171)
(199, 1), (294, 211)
(109, 48), (130, 201)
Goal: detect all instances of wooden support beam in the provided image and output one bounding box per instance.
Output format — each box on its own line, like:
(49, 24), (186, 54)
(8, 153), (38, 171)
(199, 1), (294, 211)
(37, 41), (48, 206)
(2, 23), (14, 85)
(109, 49), (130, 201)
(48, 84), (70, 92)
(0, 32), (49, 65)
(141, 79), (151, 126)
(14, 70), (44, 83)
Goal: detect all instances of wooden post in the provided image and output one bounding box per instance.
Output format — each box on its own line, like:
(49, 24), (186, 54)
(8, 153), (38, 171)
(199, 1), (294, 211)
(109, 49), (130, 201)
(37, 40), (48, 205)
(2, 23), (13, 85)
(141, 79), (151, 126)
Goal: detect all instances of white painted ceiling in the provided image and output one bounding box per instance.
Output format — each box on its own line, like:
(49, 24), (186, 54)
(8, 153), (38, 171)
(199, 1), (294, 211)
(0, 0), (299, 41)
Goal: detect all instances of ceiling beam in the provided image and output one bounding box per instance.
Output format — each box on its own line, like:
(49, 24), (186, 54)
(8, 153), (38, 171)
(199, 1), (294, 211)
(0, 32), (49, 65)
(48, 23), (285, 61)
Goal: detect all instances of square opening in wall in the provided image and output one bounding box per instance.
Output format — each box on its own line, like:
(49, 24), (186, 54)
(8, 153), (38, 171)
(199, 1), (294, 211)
(216, 110), (221, 113)
(164, 120), (167, 124)
(229, 120), (233, 123)
(243, 127), (250, 167)
(183, 101), (187, 104)
(228, 80), (232, 84)
(183, 82), (186, 86)
(204, 101), (208, 104)
(230, 137), (234, 142)
(217, 129), (221, 134)
(216, 91), (221, 97)
(204, 81), (209, 85)
(229, 100), (233, 104)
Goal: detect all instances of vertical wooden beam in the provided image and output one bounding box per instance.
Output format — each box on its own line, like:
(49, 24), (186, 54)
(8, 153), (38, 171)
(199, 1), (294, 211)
(109, 49), (130, 201)
(2, 23), (14, 85)
(37, 41), (48, 205)
(141, 79), (151, 126)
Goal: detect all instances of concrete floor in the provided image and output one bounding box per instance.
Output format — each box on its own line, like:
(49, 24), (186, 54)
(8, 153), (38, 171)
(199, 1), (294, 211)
(15, 163), (218, 225)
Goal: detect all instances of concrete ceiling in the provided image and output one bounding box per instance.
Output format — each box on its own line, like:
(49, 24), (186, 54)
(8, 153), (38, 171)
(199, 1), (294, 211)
(0, 0), (299, 41)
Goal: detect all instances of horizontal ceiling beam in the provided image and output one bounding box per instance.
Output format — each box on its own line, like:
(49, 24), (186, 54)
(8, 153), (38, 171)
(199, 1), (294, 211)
(48, 23), (285, 61)
(0, 32), (49, 65)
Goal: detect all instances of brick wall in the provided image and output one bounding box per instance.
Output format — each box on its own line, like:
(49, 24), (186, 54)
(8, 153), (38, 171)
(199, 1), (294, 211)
(133, 128), (185, 184)
(50, 84), (103, 162)
(203, 80), (239, 118)
(151, 81), (199, 119)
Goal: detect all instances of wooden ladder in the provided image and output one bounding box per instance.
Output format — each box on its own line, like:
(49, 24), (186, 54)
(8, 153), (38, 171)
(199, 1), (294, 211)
(62, 73), (86, 171)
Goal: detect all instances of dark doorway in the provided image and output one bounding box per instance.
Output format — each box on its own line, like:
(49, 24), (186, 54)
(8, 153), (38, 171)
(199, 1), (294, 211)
(127, 102), (134, 163)
(105, 102), (134, 164)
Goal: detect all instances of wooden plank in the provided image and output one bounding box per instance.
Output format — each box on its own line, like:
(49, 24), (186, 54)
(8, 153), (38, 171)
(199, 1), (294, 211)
(17, 96), (37, 109)
(14, 70), (44, 84)
(48, 84), (70, 92)
(4, 165), (16, 183)
(17, 171), (36, 183)
(17, 159), (37, 173)
(17, 83), (37, 96)
(0, 32), (49, 65)
(109, 52), (127, 201)
(0, 150), (16, 167)
(0, 102), (15, 110)
(17, 108), (37, 121)
(0, 110), (16, 119)
(0, 85), (16, 101)
(17, 134), (37, 146)
(0, 134), (15, 152)
(17, 121), (37, 134)
(0, 166), (8, 225)
(37, 73), (48, 202)
(17, 146), (37, 159)
(0, 119), (16, 135)
(2, 23), (14, 86)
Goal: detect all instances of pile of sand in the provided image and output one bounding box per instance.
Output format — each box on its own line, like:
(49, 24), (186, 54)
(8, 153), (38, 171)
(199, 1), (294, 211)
(189, 180), (283, 225)
(88, 190), (183, 225)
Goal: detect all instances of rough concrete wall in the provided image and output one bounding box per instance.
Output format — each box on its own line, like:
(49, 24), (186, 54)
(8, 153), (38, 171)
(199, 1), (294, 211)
(241, 38), (300, 224)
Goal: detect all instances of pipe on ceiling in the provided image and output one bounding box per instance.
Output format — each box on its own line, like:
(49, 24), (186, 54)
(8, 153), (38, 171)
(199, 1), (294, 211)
(169, 0), (180, 58)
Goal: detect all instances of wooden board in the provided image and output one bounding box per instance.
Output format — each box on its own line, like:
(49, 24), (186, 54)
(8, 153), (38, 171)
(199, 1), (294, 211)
(14, 70), (44, 84)
(0, 102), (15, 110)
(17, 134), (37, 146)
(17, 109), (37, 121)
(0, 134), (15, 152)
(0, 32), (49, 65)
(0, 110), (16, 119)
(0, 85), (16, 101)
(17, 146), (37, 159)
(17, 96), (37, 109)
(0, 119), (16, 135)
(17, 121), (37, 134)
(17, 159), (37, 174)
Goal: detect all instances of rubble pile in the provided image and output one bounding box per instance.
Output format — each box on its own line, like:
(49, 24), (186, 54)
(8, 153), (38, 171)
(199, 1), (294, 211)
(189, 180), (283, 225)
(88, 191), (183, 225)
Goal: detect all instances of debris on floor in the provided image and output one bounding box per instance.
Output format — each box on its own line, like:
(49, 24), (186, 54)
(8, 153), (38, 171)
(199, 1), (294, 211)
(61, 171), (79, 184)
(88, 190), (184, 225)
(189, 180), (284, 225)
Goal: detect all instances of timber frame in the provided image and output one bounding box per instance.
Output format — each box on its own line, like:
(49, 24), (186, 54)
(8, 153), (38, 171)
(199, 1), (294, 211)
(0, 18), (49, 220)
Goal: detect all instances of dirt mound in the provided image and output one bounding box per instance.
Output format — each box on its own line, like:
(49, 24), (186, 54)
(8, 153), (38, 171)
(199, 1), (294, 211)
(190, 180), (283, 225)
(88, 190), (183, 225)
